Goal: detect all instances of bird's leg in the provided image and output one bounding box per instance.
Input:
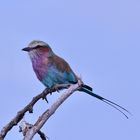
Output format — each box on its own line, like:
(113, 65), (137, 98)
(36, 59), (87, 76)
(41, 88), (51, 103)
(52, 84), (71, 92)
(41, 83), (74, 102)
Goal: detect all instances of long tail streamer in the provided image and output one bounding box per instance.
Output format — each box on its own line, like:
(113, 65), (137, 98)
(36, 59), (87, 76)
(80, 87), (131, 119)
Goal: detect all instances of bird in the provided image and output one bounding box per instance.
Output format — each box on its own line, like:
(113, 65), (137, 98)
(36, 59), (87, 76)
(22, 40), (130, 118)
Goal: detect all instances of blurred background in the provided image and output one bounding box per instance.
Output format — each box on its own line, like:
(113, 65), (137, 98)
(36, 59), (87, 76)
(0, 0), (139, 139)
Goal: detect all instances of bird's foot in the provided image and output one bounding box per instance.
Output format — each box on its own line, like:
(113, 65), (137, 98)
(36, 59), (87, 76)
(52, 84), (70, 92)
(42, 95), (49, 103)
(41, 88), (51, 103)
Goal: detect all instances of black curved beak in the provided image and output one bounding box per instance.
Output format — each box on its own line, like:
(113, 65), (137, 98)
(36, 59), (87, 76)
(22, 47), (30, 52)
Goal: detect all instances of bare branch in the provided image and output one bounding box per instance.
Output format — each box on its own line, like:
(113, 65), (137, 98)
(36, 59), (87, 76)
(24, 80), (82, 140)
(0, 84), (69, 140)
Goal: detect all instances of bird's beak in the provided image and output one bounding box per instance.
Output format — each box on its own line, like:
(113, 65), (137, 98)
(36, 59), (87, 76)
(22, 47), (31, 52)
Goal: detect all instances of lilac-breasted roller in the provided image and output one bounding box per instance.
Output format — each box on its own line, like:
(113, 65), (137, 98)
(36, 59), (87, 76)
(22, 40), (130, 118)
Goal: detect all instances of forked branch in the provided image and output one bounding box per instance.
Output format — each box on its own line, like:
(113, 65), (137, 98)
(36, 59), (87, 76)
(0, 80), (82, 140)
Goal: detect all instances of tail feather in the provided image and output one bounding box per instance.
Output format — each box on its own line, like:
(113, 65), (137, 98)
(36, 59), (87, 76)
(80, 86), (131, 119)
(82, 84), (93, 91)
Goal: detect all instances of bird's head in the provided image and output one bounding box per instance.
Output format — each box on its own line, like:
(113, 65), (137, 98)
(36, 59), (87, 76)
(22, 40), (53, 58)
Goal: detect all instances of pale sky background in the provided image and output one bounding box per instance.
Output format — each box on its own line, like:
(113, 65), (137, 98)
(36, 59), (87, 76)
(0, 0), (140, 139)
